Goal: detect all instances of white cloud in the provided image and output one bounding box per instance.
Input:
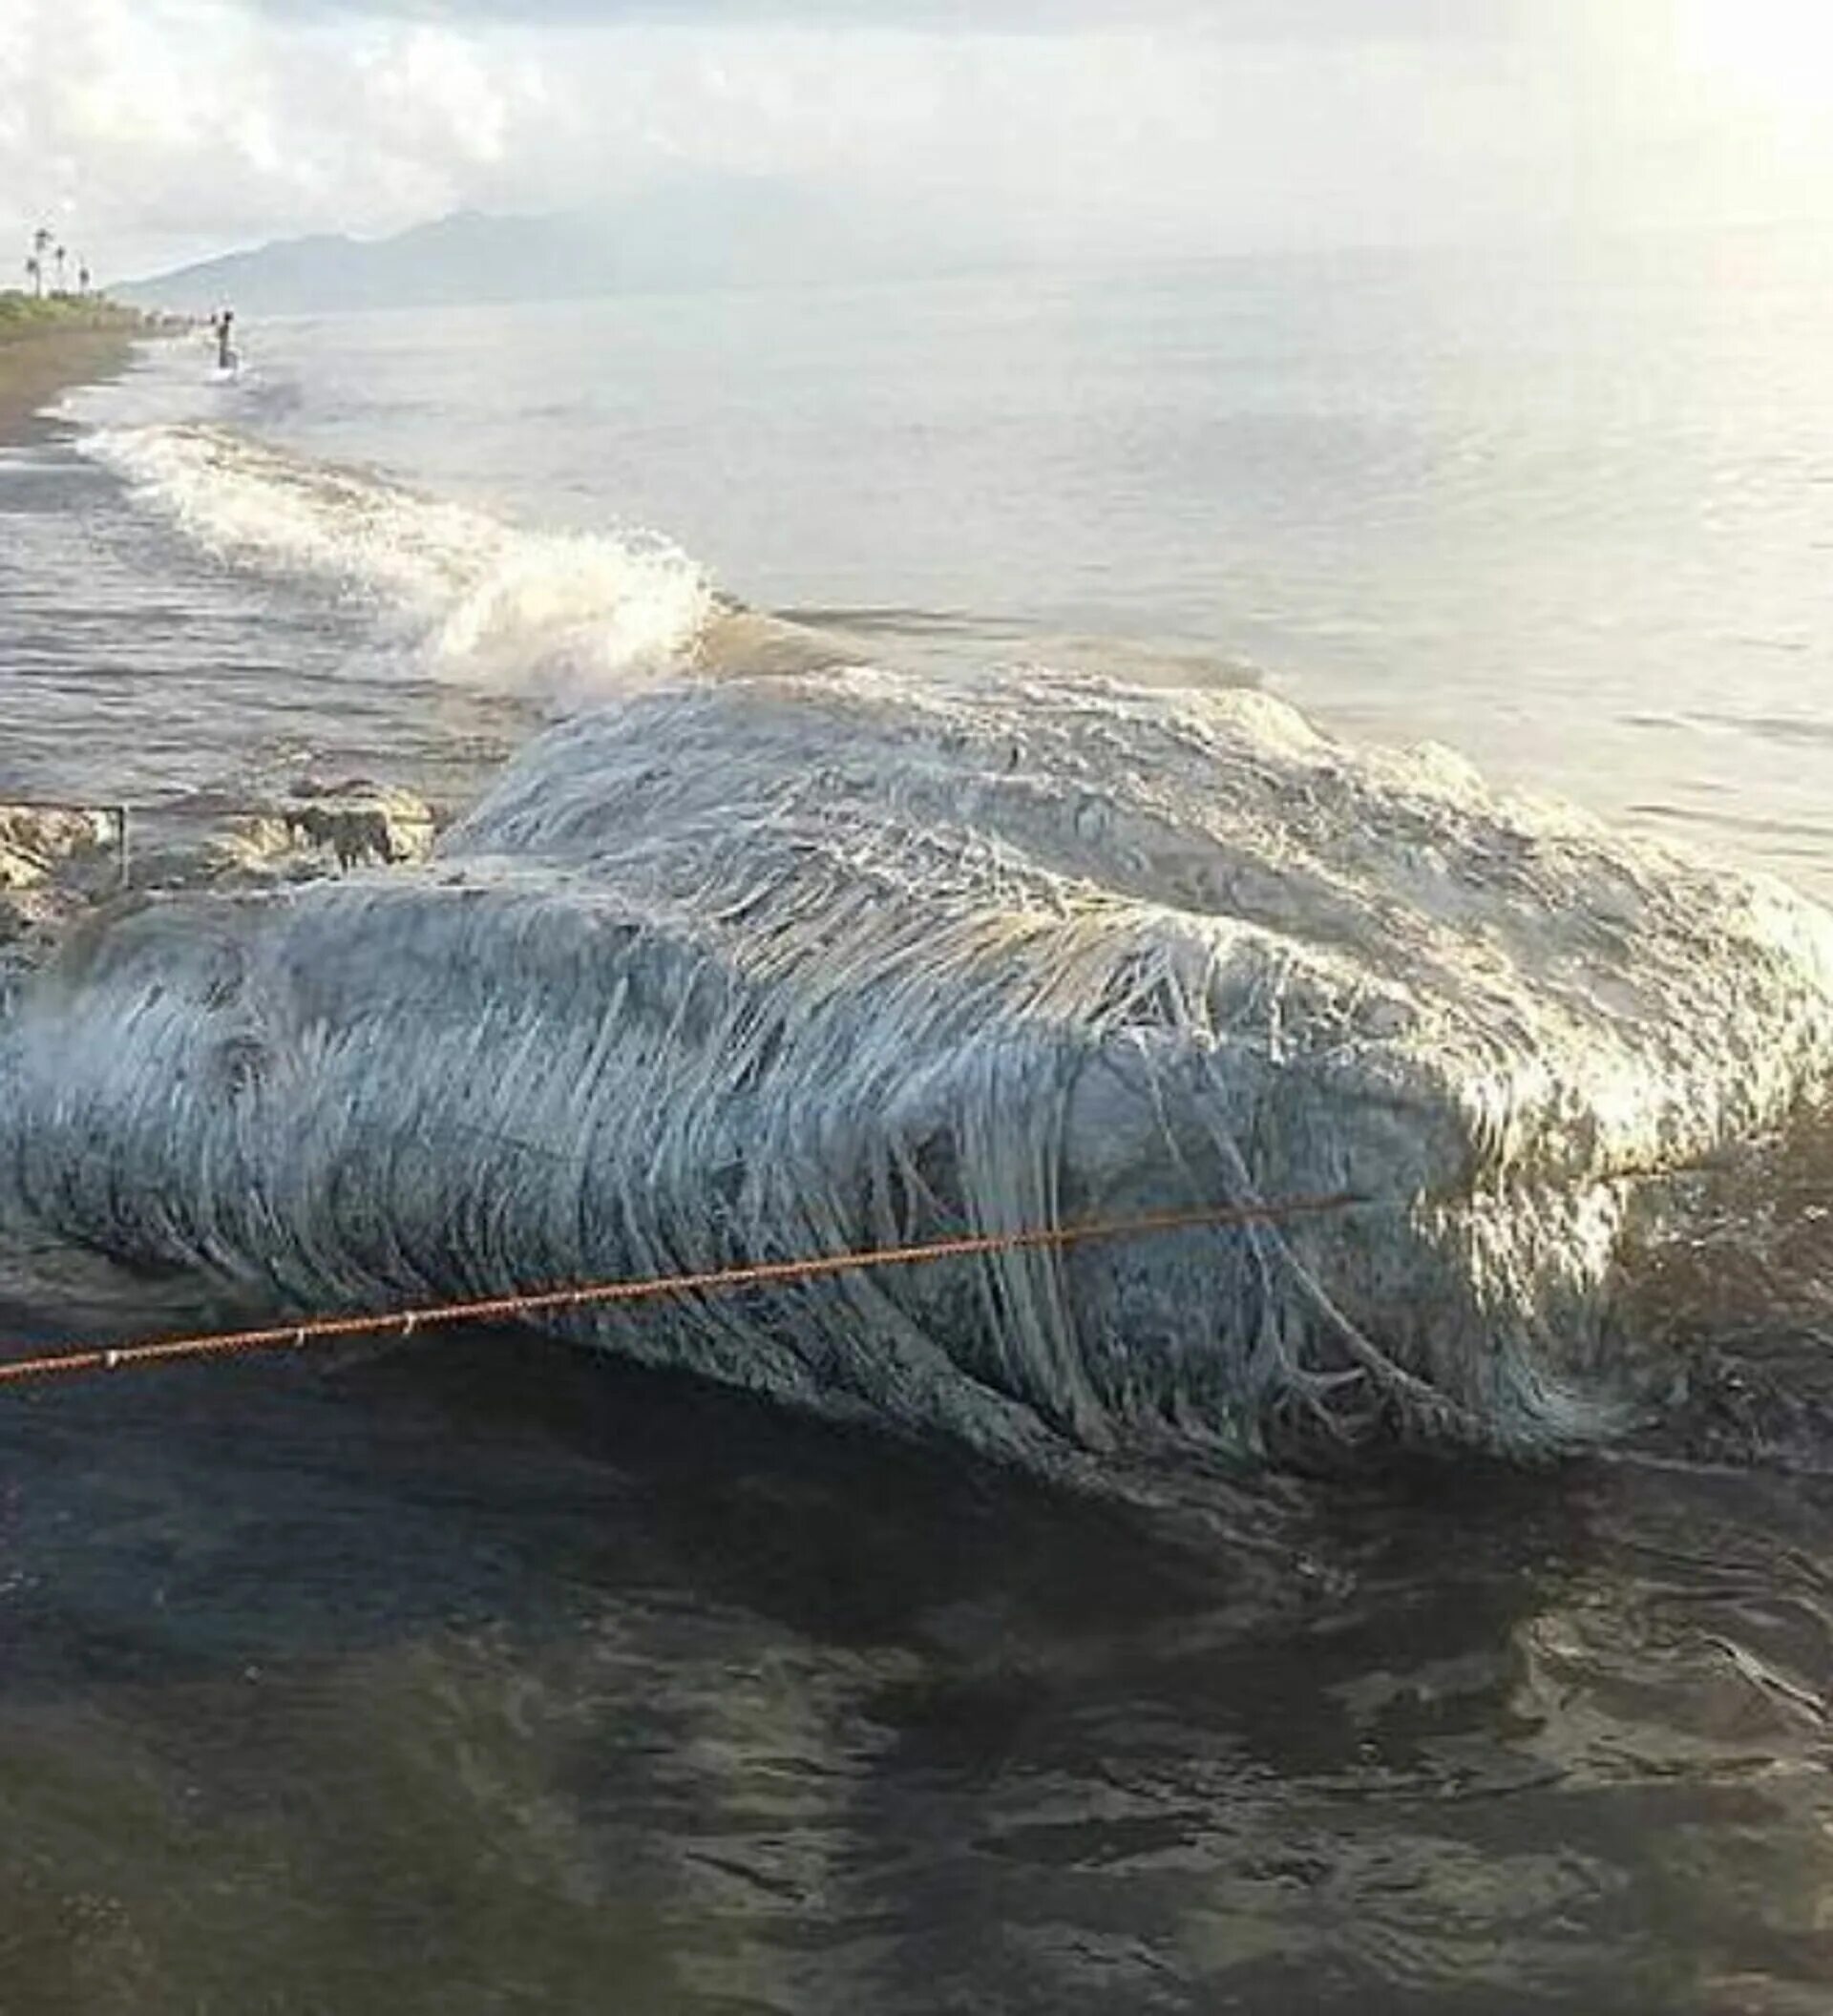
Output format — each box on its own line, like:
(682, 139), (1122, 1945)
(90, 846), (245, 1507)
(2, 0), (1830, 286)
(2, 0), (556, 277)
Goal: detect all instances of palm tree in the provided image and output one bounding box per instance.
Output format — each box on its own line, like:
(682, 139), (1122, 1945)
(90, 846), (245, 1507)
(32, 226), (52, 293)
(53, 244), (66, 293)
(24, 253), (41, 298)
(77, 262), (91, 296)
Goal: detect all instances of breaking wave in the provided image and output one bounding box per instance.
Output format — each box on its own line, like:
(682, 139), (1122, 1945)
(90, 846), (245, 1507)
(8, 666), (1833, 1476)
(84, 422), (713, 697)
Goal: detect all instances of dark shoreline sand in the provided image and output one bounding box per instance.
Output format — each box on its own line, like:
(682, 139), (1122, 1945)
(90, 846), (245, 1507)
(0, 325), (146, 444)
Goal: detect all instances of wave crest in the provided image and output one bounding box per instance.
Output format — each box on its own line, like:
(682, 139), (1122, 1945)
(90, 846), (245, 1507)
(86, 422), (713, 697)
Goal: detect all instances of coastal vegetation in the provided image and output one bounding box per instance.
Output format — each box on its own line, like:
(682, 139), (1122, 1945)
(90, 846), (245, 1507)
(7, 226), (180, 348)
(0, 288), (145, 343)
(20, 222), (91, 304)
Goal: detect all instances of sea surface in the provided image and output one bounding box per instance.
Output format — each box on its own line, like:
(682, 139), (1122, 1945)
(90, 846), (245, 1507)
(2, 232), (1833, 2012)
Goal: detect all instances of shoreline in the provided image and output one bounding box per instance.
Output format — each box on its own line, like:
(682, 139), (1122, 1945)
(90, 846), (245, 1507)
(0, 318), (175, 445)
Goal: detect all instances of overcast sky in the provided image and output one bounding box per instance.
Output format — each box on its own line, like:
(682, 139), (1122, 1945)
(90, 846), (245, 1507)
(4, 0), (1832, 283)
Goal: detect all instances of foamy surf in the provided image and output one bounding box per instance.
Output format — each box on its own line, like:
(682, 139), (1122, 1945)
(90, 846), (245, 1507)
(82, 421), (714, 699)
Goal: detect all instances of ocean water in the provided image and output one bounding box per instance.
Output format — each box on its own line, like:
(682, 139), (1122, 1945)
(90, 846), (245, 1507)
(14, 229), (1833, 890)
(3, 235), (1833, 2011)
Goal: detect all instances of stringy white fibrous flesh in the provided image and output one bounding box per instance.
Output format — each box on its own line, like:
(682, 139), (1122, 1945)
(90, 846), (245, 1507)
(8, 667), (1833, 1469)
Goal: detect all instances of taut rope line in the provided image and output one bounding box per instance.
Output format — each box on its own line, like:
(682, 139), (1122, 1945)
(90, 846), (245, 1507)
(0, 1190), (1364, 1392)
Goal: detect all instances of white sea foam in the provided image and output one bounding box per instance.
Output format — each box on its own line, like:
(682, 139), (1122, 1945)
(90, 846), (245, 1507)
(85, 422), (713, 697)
(7, 666), (1833, 1474)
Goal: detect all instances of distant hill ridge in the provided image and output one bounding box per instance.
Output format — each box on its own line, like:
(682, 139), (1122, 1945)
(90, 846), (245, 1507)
(121, 178), (953, 313)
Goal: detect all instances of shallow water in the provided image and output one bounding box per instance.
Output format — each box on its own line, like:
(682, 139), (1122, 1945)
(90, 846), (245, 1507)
(4, 233), (1833, 2009)
(4, 1316), (1832, 2014)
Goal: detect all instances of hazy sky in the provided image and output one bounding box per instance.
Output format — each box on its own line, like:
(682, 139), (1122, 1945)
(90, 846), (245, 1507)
(4, 0), (1832, 282)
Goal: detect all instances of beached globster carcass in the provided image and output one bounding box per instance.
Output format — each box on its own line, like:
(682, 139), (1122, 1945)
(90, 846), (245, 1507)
(6, 667), (1833, 1470)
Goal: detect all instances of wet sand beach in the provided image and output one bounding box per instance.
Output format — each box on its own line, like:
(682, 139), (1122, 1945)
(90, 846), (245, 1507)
(0, 317), (161, 444)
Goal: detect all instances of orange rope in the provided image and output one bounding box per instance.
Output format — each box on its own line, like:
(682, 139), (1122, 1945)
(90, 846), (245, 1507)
(0, 1190), (1363, 1391)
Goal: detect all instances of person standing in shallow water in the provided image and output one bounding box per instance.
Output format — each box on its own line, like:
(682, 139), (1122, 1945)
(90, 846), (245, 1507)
(213, 308), (236, 371)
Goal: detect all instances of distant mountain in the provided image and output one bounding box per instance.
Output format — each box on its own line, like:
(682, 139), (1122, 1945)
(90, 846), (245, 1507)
(121, 178), (956, 314)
